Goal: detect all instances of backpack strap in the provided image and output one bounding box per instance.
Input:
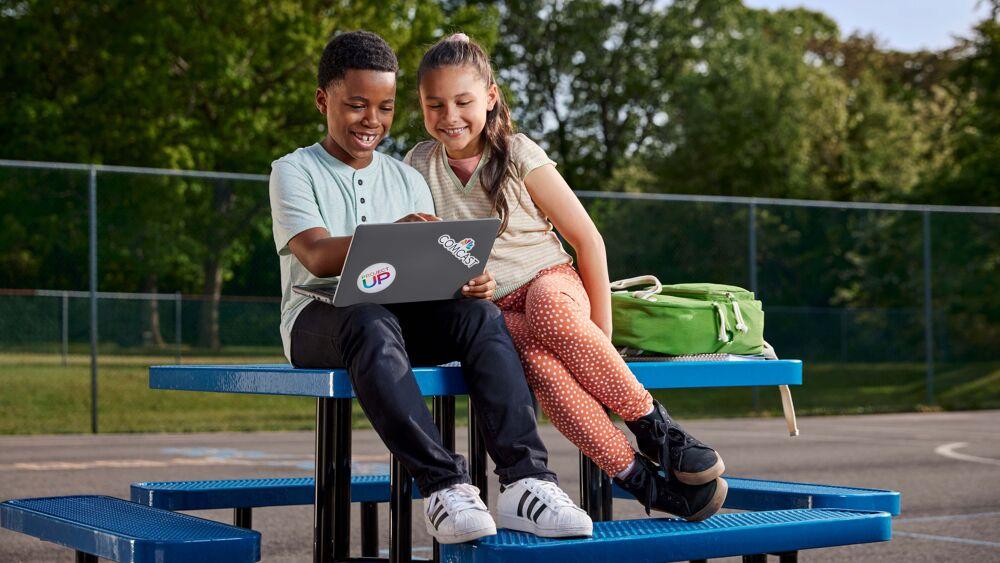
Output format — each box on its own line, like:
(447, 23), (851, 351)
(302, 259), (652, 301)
(609, 275), (662, 301)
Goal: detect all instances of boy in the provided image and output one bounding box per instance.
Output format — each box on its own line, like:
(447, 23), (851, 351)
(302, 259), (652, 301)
(268, 30), (591, 544)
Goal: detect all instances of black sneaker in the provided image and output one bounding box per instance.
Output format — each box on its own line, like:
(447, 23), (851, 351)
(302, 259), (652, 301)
(613, 456), (727, 521)
(625, 400), (725, 485)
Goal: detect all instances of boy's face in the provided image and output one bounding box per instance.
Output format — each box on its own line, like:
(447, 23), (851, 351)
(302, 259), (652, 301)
(316, 69), (397, 169)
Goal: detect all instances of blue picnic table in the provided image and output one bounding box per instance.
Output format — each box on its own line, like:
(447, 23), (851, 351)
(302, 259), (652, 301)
(149, 360), (802, 563)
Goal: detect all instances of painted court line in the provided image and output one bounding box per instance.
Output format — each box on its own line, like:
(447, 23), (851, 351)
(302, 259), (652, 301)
(934, 442), (1000, 466)
(898, 511), (1000, 524)
(896, 531), (1000, 549)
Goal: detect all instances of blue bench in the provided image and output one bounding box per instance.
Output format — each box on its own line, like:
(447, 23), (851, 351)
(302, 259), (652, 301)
(131, 474), (420, 557)
(131, 474), (900, 517)
(130, 473), (898, 561)
(0, 495), (260, 562)
(439, 508), (892, 562)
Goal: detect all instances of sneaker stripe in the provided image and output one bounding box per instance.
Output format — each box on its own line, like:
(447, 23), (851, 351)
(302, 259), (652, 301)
(430, 504), (445, 523)
(432, 509), (450, 529)
(516, 490), (531, 517)
(525, 496), (541, 520)
(531, 504), (547, 523)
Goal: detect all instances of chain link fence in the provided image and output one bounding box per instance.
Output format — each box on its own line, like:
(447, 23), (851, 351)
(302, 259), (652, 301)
(1, 159), (997, 432)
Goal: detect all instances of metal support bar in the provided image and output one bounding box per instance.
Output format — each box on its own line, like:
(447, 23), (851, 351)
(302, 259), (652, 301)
(432, 396), (456, 563)
(743, 555), (768, 563)
(234, 507), (252, 529)
(61, 291), (69, 366)
(88, 165), (98, 434)
(333, 399), (352, 561)
(749, 201), (760, 411)
(468, 403), (488, 502)
(777, 551), (799, 563)
(76, 551), (98, 563)
(314, 397), (352, 563)
(360, 502), (379, 557)
(922, 211), (935, 404)
(579, 452), (604, 521)
(390, 454), (412, 563)
(174, 291), (182, 364)
(600, 407), (613, 520)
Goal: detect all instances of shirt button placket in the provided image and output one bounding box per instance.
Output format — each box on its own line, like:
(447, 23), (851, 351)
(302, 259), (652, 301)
(356, 175), (366, 223)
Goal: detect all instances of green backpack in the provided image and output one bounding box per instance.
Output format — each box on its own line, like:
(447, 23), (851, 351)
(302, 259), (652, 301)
(610, 276), (765, 356)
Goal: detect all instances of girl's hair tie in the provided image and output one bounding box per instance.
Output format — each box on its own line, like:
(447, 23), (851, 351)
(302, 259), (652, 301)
(448, 32), (470, 43)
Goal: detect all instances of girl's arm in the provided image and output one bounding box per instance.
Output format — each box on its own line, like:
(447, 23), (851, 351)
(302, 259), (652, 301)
(523, 164), (613, 338)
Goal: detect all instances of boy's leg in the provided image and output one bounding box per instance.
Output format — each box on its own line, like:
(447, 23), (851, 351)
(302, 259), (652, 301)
(291, 300), (469, 496)
(395, 298), (557, 486)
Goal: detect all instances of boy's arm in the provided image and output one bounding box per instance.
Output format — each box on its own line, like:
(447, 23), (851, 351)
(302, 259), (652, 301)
(288, 229), (353, 277)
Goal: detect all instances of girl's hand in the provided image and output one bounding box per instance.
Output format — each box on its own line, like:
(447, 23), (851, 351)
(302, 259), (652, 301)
(462, 269), (496, 300)
(395, 212), (441, 223)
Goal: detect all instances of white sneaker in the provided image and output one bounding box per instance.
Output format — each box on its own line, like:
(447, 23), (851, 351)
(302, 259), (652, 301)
(497, 478), (593, 538)
(423, 483), (497, 544)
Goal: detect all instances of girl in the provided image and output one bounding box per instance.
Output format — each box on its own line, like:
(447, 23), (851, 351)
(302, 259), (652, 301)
(405, 34), (728, 522)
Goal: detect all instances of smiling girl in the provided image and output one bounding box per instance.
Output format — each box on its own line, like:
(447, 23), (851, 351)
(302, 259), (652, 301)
(405, 34), (728, 522)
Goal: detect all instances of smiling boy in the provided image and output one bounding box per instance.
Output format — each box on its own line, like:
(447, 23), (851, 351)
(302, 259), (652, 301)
(268, 31), (591, 544)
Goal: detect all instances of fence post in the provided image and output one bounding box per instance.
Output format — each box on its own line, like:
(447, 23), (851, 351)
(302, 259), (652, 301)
(61, 291), (69, 366)
(88, 165), (99, 434)
(175, 291), (182, 364)
(748, 202), (760, 411)
(922, 211), (935, 405)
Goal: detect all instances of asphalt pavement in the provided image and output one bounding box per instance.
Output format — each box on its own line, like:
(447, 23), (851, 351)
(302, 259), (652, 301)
(1, 410), (998, 561)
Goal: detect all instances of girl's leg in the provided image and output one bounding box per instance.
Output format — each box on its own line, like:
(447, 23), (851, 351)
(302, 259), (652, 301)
(504, 310), (636, 477)
(523, 267), (653, 421)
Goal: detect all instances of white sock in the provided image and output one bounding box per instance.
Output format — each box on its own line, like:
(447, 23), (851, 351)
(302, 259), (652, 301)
(615, 458), (637, 479)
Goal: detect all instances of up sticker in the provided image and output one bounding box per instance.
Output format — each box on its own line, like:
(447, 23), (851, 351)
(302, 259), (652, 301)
(357, 263), (396, 293)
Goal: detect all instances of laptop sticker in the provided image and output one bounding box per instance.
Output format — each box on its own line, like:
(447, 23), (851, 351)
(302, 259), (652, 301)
(438, 235), (481, 268)
(357, 263), (396, 293)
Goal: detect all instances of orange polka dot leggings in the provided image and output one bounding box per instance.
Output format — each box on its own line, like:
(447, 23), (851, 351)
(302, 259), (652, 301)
(496, 264), (653, 476)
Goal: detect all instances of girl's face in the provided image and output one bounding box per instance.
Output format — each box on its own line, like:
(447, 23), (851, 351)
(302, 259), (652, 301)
(419, 65), (498, 159)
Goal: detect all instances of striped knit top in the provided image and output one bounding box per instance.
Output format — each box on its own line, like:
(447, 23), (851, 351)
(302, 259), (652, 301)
(404, 133), (573, 299)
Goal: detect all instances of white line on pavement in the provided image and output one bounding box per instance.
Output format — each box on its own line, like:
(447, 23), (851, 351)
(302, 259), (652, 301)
(898, 511), (1000, 523)
(934, 442), (1000, 466)
(896, 531), (1000, 548)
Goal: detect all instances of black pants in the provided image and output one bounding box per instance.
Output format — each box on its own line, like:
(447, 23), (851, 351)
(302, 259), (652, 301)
(291, 298), (556, 496)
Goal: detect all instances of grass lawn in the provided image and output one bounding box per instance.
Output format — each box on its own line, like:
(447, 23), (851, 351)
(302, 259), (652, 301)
(0, 351), (997, 435)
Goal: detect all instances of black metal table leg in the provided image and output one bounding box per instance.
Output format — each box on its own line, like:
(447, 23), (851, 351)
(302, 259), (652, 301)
(743, 555), (768, 563)
(579, 452), (604, 521)
(76, 551), (97, 563)
(314, 397), (352, 563)
(234, 507), (252, 529)
(360, 502), (379, 557)
(432, 396), (456, 563)
(467, 402), (488, 502)
(600, 407), (613, 520)
(777, 551), (798, 562)
(390, 454), (413, 563)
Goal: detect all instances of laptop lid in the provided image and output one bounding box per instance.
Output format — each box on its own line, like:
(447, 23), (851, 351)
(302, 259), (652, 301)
(332, 218), (500, 307)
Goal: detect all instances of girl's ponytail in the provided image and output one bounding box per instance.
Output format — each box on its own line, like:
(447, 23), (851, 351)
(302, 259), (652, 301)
(418, 34), (516, 234)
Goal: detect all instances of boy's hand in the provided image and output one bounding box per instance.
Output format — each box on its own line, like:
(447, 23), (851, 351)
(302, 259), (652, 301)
(462, 269), (496, 300)
(395, 212), (441, 223)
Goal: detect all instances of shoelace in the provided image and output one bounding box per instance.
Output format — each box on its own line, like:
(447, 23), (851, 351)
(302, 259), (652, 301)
(647, 419), (672, 477)
(436, 483), (486, 513)
(523, 479), (576, 510)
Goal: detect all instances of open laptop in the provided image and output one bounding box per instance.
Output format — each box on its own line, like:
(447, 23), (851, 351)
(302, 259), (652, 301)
(293, 218), (501, 307)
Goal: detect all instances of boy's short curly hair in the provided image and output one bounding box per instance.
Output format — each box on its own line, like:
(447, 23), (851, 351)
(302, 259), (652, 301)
(318, 30), (399, 89)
